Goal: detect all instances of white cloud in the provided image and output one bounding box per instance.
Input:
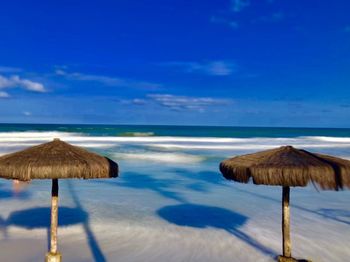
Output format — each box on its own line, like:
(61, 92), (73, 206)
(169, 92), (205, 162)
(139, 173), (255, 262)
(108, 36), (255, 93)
(132, 98), (147, 105)
(0, 76), (13, 88)
(160, 61), (237, 76)
(0, 75), (46, 93)
(56, 69), (160, 90)
(0, 91), (10, 98)
(55, 69), (66, 76)
(23, 111), (32, 116)
(13, 76), (46, 92)
(232, 0), (250, 12)
(147, 94), (230, 111)
(206, 61), (236, 75)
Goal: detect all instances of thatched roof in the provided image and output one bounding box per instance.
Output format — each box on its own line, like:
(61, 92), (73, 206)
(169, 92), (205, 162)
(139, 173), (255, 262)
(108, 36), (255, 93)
(0, 138), (119, 181)
(220, 146), (350, 190)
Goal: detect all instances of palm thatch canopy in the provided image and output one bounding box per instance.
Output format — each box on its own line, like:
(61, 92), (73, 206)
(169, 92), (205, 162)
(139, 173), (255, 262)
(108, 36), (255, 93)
(0, 138), (119, 181)
(220, 146), (350, 190)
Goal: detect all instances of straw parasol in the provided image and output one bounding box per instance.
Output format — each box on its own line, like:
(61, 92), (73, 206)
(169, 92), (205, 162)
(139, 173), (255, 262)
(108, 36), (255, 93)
(0, 138), (119, 262)
(219, 146), (350, 262)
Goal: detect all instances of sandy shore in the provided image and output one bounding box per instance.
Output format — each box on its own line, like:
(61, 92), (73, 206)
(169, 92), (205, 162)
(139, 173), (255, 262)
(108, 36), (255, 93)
(1, 209), (349, 262)
(0, 131), (350, 262)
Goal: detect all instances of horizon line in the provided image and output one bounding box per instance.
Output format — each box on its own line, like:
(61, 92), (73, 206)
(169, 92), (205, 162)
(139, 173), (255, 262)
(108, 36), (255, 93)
(0, 122), (350, 130)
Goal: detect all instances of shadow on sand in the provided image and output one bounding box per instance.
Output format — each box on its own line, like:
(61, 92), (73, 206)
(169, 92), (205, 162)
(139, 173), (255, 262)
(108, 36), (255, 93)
(0, 182), (32, 239)
(0, 216), (7, 238)
(7, 207), (87, 229)
(96, 172), (188, 203)
(95, 171), (277, 257)
(0, 182), (31, 200)
(66, 180), (107, 262)
(232, 186), (350, 226)
(169, 168), (226, 186)
(163, 168), (228, 193)
(316, 208), (350, 225)
(6, 206), (87, 249)
(157, 203), (276, 258)
(1, 181), (107, 262)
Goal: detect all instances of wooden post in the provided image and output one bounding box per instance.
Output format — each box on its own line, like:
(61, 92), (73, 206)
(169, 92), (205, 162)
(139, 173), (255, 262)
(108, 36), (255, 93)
(50, 179), (59, 254)
(45, 179), (62, 262)
(282, 186), (291, 258)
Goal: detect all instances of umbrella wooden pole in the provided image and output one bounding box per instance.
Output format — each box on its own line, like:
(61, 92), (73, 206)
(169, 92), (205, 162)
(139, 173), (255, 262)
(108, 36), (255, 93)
(46, 179), (62, 262)
(50, 178), (59, 253)
(282, 186), (291, 258)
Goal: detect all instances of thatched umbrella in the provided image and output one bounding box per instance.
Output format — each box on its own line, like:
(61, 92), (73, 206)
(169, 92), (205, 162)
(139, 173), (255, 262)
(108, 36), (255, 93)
(0, 138), (119, 262)
(219, 146), (350, 262)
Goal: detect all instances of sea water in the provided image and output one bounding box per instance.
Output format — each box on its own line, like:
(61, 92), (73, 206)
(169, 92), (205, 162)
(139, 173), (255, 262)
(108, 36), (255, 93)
(0, 124), (349, 262)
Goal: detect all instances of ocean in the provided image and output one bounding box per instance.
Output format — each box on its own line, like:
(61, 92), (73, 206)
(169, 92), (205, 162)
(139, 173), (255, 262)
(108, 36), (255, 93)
(0, 124), (349, 262)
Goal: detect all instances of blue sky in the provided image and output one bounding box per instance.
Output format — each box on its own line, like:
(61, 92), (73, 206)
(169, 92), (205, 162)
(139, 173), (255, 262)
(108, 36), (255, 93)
(0, 0), (349, 127)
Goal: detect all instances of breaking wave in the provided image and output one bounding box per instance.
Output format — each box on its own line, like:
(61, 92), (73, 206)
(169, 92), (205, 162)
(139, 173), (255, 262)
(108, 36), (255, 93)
(0, 131), (349, 159)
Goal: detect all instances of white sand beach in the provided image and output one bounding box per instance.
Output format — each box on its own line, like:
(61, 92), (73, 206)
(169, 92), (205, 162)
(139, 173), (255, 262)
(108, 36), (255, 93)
(0, 131), (350, 262)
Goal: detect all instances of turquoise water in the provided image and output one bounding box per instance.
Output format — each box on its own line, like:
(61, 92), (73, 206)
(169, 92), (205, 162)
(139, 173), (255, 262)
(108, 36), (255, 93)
(0, 124), (349, 262)
(1, 123), (350, 138)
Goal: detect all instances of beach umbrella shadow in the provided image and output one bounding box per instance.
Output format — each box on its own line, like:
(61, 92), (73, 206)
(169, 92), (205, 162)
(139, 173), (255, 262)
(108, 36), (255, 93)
(98, 172), (187, 203)
(157, 203), (276, 257)
(66, 180), (108, 262)
(7, 207), (88, 250)
(232, 186), (350, 228)
(0, 216), (7, 238)
(316, 208), (350, 225)
(170, 168), (227, 187)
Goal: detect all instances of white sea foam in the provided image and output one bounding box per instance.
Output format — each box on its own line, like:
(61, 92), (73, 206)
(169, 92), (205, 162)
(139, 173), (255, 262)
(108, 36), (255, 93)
(119, 132), (155, 137)
(307, 136), (350, 143)
(0, 131), (77, 139)
(148, 143), (350, 150)
(0, 131), (287, 143)
(114, 152), (204, 163)
(0, 131), (350, 155)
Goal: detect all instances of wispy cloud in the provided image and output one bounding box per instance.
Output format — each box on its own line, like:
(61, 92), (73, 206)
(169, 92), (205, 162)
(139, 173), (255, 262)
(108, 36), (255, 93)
(0, 91), (10, 98)
(23, 111), (32, 116)
(159, 61), (237, 76)
(147, 94), (230, 112)
(231, 0), (277, 13)
(0, 66), (22, 73)
(131, 98), (147, 105)
(117, 98), (148, 106)
(0, 75), (46, 93)
(212, 1), (283, 29)
(56, 69), (161, 90)
(231, 0), (250, 12)
(253, 12), (285, 23)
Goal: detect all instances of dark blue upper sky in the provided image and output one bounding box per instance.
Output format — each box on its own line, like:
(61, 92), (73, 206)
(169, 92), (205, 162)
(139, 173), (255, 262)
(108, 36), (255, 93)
(0, 0), (349, 127)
